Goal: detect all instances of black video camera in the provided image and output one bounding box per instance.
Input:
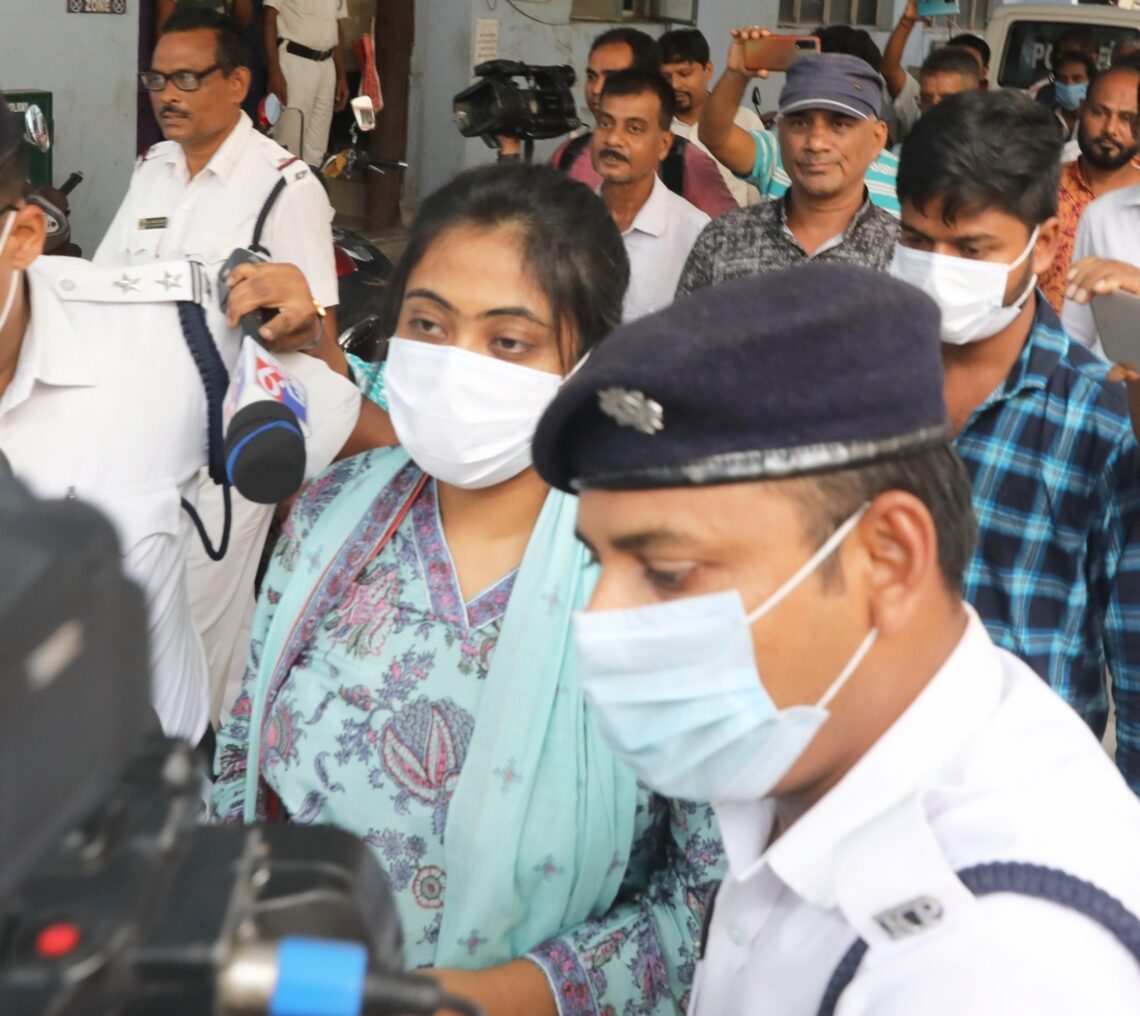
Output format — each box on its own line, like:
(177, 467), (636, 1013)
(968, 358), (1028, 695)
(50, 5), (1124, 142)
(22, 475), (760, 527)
(0, 470), (479, 1016)
(453, 60), (580, 149)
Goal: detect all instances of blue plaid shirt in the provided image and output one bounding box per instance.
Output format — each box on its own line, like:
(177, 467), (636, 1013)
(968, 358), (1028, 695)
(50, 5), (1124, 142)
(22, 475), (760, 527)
(956, 299), (1140, 792)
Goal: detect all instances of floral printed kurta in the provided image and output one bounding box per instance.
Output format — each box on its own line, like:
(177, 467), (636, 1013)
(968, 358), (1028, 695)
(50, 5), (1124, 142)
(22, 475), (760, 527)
(214, 463), (725, 1013)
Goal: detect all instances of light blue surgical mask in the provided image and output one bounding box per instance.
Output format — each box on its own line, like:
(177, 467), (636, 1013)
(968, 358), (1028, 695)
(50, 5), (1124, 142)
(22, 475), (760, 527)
(573, 506), (877, 804)
(1055, 80), (1088, 112)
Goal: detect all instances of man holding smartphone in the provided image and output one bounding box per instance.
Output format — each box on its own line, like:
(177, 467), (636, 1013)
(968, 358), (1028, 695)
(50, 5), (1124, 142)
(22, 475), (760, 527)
(677, 51), (897, 297)
(698, 27), (900, 215)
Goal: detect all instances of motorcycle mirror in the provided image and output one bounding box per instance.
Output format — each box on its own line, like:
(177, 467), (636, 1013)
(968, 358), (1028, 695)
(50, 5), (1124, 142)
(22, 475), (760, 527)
(259, 93), (282, 128)
(351, 96), (377, 132)
(23, 105), (49, 153)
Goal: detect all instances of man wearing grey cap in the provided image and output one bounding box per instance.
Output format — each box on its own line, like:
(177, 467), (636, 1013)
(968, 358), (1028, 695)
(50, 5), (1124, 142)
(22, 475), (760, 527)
(677, 44), (898, 297)
(532, 264), (1140, 1015)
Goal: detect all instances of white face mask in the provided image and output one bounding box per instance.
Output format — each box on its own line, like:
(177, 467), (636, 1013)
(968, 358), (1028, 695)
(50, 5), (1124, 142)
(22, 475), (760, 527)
(0, 210), (20, 338)
(383, 337), (564, 489)
(889, 226), (1040, 345)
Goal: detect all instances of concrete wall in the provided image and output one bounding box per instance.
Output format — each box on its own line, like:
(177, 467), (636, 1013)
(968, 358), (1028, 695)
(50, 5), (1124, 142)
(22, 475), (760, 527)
(403, 0), (933, 207)
(4, 1), (139, 255)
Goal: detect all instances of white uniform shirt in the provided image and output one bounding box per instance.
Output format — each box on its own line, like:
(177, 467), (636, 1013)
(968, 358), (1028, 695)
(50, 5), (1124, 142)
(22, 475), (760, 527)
(691, 610), (1140, 1016)
(263, 0), (346, 50)
(0, 258), (217, 741)
(671, 106), (763, 207)
(1062, 183), (1140, 355)
(612, 174), (710, 322)
(94, 112), (360, 727)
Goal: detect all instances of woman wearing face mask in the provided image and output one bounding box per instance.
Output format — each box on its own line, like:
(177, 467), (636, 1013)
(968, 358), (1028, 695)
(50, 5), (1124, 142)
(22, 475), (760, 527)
(212, 163), (724, 1015)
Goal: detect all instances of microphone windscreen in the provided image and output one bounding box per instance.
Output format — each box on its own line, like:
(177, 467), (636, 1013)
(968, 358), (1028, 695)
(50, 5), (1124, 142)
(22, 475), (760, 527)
(225, 402), (306, 504)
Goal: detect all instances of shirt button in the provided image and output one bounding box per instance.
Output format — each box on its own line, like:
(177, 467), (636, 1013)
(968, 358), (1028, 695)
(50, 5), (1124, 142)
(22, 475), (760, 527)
(727, 922), (747, 946)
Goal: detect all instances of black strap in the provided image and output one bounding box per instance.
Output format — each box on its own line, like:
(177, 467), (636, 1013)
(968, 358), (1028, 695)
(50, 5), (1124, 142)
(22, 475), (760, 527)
(556, 132), (592, 172)
(816, 861), (1140, 1016)
(176, 301), (232, 562)
(249, 177), (287, 257)
(660, 136), (687, 197)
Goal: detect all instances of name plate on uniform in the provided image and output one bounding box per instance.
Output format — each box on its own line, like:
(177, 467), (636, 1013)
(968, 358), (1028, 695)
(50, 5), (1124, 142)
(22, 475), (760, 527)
(137, 217), (168, 230)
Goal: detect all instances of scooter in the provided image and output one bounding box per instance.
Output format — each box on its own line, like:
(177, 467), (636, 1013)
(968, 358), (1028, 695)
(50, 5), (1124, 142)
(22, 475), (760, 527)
(259, 94), (397, 361)
(22, 105), (83, 257)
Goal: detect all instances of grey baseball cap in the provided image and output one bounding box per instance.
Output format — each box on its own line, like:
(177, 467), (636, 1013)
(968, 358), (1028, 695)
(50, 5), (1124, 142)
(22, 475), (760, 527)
(778, 52), (884, 120)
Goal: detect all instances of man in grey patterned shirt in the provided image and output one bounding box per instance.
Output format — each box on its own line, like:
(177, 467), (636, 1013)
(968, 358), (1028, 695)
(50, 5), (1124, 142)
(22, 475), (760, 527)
(677, 49), (899, 298)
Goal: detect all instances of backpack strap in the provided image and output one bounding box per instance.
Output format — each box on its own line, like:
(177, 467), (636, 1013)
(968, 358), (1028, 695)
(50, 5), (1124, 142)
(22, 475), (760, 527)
(556, 132), (592, 172)
(249, 177), (288, 257)
(817, 860), (1140, 1016)
(660, 135), (687, 197)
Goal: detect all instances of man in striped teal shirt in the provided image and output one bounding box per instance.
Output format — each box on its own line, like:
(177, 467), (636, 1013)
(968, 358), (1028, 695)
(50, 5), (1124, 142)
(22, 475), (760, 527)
(891, 89), (1140, 795)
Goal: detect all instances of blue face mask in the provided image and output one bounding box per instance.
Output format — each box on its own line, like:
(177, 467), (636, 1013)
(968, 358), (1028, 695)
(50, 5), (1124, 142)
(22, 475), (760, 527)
(1055, 80), (1088, 112)
(573, 506), (878, 804)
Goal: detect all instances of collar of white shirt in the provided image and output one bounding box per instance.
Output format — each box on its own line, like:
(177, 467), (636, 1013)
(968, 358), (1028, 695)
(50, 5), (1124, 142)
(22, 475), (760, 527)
(714, 607), (1003, 910)
(599, 173), (672, 239)
(163, 110), (253, 186)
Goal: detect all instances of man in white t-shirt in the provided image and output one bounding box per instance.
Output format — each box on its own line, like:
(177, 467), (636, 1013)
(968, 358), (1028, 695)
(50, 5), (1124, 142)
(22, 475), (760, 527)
(592, 70), (710, 322)
(263, 0), (349, 167)
(661, 27), (762, 207)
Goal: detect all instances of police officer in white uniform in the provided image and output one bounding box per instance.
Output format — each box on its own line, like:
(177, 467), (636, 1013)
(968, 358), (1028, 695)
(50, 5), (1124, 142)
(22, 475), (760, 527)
(95, 8), (362, 726)
(532, 265), (1140, 1015)
(0, 96), (326, 744)
(263, 0), (349, 169)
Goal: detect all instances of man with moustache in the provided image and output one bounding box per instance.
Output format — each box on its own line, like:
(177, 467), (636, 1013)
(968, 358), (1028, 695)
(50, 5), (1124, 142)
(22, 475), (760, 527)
(592, 70), (709, 322)
(96, 8), (367, 729)
(1039, 66), (1140, 314)
(660, 28), (762, 207)
(500, 28), (736, 218)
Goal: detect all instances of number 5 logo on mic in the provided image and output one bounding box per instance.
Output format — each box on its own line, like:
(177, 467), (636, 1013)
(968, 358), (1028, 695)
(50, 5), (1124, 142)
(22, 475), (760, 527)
(254, 351), (310, 427)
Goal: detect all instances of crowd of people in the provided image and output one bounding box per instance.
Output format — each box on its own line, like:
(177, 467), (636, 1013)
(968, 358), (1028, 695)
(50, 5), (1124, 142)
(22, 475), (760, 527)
(6, 5), (1140, 1014)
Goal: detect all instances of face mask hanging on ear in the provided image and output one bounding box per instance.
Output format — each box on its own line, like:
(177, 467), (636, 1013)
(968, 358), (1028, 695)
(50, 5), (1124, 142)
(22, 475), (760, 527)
(888, 226), (1040, 346)
(0, 210), (21, 338)
(573, 505), (878, 804)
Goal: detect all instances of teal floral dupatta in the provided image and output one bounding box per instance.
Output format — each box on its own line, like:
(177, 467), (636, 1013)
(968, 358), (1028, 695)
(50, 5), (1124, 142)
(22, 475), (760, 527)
(237, 448), (639, 967)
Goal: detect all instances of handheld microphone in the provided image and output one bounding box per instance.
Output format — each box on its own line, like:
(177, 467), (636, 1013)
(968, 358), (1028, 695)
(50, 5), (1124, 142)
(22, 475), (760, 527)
(223, 337), (309, 504)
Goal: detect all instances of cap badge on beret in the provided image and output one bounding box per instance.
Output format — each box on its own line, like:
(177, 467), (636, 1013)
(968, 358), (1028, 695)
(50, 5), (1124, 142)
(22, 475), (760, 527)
(598, 388), (664, 436)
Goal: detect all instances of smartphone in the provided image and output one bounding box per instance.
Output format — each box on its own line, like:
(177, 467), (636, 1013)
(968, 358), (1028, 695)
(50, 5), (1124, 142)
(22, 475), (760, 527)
(351, 95), (377, 132)
(916, 0), (960, 16)
(1094, 291), (1140, 368)
(743, 35), (820, 73)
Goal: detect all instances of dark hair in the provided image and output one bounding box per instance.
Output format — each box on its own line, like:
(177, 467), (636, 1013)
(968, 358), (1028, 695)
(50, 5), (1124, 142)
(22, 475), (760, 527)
(947, 33), (990, 68)
(898, 90), (1062, 228)
(160, 8), (249, 73)
(1116, 50), (1140, 73)
(0, 142), (27, 209)
(788, 444), (978, 595)
(1056, 27), (1099, 56)
(590, 28), (662, 73)
(813, 25), (883, 75)
(921, 46), (982, 85)
(659, 28), (710, 67)
(599, 68), (676, 129)
(1054, 50), (1098, 83)
(378, 163), (629, 368)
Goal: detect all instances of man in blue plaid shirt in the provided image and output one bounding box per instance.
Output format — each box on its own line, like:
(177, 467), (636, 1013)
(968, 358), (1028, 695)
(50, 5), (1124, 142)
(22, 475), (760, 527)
(890, 90), (1140, 793)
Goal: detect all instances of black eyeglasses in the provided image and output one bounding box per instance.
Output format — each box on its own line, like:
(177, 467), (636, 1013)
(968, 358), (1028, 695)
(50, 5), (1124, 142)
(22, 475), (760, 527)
(139, 64), (223, 92)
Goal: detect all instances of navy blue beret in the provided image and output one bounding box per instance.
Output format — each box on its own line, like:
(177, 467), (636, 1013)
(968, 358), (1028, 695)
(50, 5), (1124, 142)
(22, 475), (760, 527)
(533, 264), (949, 493)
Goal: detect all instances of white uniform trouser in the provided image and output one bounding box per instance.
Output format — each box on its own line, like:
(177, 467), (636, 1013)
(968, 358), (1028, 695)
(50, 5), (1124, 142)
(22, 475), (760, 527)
(279, 46), (336, 168)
